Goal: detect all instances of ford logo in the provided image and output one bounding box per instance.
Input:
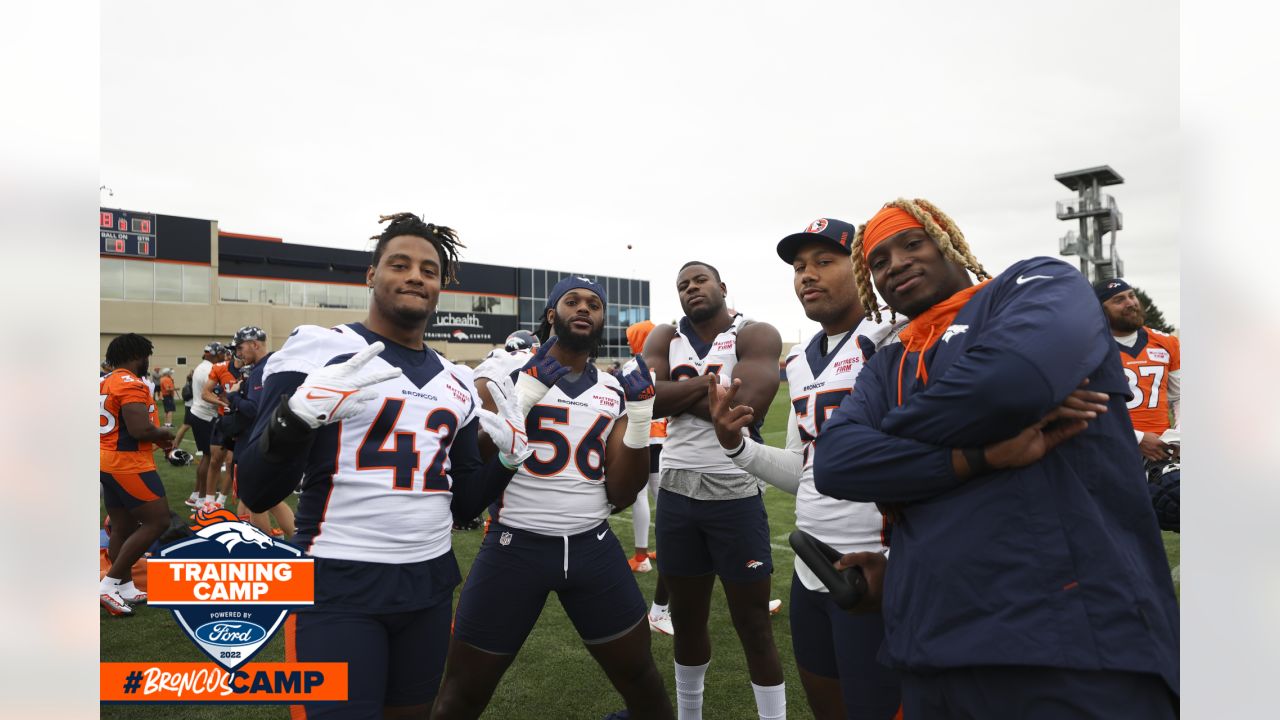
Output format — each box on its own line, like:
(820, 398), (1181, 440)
(194, 621), (267, 646)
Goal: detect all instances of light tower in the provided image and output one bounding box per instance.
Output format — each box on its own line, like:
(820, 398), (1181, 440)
(1054, 165), (1124, 283)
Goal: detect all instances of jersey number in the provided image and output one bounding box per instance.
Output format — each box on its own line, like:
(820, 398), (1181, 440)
(792, 389), (849, 443)
(522, 405), (612, 482)
(99, 394), (116, 434)
(1123, 366), (1165, 410)
(356, 399), (459, 492)
(670, 363), (724, 382)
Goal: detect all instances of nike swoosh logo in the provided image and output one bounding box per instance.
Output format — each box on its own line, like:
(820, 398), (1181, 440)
(1016, 274), (1054, 285)
(596, 530), (608, 540)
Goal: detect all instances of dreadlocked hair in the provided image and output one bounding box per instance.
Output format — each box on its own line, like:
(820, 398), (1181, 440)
(105, 333), (154, 368)
(370, 212), (465, 285)
(850, 198), (991, 323)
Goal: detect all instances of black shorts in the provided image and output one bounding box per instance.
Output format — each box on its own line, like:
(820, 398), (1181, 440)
(655, 487), (773, 583)
(161, 396), (175, 412)
(209, 416), (234, 451)
(453, 520), (647, 654)
(100, 470), (166, 509)
(188, 413), (214, 453)
(790, 573), (900, 717)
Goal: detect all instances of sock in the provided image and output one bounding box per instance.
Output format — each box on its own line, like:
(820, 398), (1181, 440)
(674, 661), (708, 720)
(187, 491), (199, 501)
(118, 581), (138, 597)
(201, 495), (214, 506)
(215, 492), (226, 505)
(99, 576), (123, 593)
(632, 485), (651, 548)
(751, 682), (786, 720)
(650, 602), (668, 617)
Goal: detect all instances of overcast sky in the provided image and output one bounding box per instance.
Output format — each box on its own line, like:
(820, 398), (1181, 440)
(102, 0), (1179, 343)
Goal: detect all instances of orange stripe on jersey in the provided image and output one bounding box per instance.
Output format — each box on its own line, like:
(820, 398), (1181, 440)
(284, 615), (307, 720)
(109, 471), (160, 503)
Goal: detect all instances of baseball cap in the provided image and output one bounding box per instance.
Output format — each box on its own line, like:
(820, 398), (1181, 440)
(233, 326), (267, 345)
(1093, 278), (1132, 303)
(776, 218), (857, 263)
(203, 342), (224, 354)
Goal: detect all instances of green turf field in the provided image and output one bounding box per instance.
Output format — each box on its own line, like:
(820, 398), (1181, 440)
(101, 388), (1180, 719)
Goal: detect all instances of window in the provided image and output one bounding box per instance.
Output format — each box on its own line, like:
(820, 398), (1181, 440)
(236, 278), (260, 303)
(183, 265), (209, 303)
(305, 284), (326, 307)
(154, 263), (182, 302)
(124, 261), (153, 301)
(261, 279), (289, 306)
(290, 283), (306, 307)
(533, 270), (546, 299)
(219, 277), (239, 302)
(101, 259), (124, 299)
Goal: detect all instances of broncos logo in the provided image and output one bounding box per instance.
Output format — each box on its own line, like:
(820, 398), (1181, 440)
(190, 507), (274, 552)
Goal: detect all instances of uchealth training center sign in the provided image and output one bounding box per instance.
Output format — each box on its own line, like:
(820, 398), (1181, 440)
(100, 509), (347, 704)
(427, 312), (518, 344)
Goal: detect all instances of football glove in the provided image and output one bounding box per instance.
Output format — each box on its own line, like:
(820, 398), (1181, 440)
(513, 336), (570, 416)
(287, 341), (403, 429)
(620, 354), (655, 449)
(476, 389), (533, 470)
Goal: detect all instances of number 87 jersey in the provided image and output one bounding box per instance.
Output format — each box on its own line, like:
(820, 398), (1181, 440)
(259, 323), (481, 564)
(492, 366), (626, 536)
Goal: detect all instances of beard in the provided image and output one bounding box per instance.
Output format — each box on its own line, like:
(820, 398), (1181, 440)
(685, 297), (724, 323)
(1111, 306), (1146, 333)
(552, 313), (603, 353)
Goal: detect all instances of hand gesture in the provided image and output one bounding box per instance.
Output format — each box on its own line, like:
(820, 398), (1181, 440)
(619, 354), (655, 402)
(708, 378), (754, 450)
(518, 336), (570, 389)
(1138, 432), (1174, 462)
(835, 551), (888, 613)
(287, 341), (404, 429)
(476, 389), (532, 469)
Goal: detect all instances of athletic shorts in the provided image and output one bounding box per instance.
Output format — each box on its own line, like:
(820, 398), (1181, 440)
(655, 487), (773, 583)
(188, 414), (213, 453)
(453, 520), (647, 655)
(209, 417), (235, 451)
(285, 553), (461, 718)
(790, 573), (900, 718)
(100, 469), (165, 509)
(900, 665), (1177, 720)
(162, 396), (175, 412)
(649, 443), (662, 470)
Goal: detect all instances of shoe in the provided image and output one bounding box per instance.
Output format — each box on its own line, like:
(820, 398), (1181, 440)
(769, 599), (782, 615)
(648, 608), (675, 636)
(628, 555), (652, 573)
(119, 587), (148, 605)
(184, 496), (201, 508)
(100, 590), (134, 617)
(195, 451), (204, 457)
(647, 551), (657, 561)
(269, 528), (284, 537)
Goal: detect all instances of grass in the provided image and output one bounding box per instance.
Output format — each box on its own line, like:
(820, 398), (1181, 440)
(102, 389), (1180, 718)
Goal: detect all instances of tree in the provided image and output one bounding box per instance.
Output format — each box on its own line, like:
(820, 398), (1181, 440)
(1132, 286), (1175, 333)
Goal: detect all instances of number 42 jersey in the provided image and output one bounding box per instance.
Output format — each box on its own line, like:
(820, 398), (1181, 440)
(259, 323), (481, 564)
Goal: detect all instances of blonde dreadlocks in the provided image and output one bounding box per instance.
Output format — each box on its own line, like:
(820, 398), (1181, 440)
(851, 198), (990, 322)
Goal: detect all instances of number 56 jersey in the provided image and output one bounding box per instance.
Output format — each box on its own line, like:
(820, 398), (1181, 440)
(261, 323), (480, 564)
(493, 365), (626, 536)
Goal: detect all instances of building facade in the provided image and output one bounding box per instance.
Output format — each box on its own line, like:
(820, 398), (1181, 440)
(99, 208), (649, 374)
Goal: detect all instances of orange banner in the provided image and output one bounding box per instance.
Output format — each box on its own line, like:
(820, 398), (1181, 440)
(147, 559), (314, 604)
(100, 662), (346, 702)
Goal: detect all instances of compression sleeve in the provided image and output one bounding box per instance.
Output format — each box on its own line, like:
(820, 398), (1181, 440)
(728, 403), (803, 494)
(445, 418), (517, 523)
(235, 370), (313, 512)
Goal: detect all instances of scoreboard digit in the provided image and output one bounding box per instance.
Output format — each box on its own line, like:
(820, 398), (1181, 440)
(100, 208), (158, 258)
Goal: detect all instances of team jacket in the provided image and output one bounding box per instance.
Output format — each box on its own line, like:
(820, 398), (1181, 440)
(235, 323), (516, 565)
(813, 257), (1180, 694)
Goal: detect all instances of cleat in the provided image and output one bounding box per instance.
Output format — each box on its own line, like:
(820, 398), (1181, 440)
(100, 591), (134, 617)
(270, 528), (284, 537)
(648, 608), (675, 636)
(183, 497), (200, 508)
(647, 551), (657, 561)
(119, 588), (148, 605)
(769, 599), (782, 615)
(628, 555), (652, 573)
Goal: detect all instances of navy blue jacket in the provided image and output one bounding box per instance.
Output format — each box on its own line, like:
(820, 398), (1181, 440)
(814, 257), (1179, 693)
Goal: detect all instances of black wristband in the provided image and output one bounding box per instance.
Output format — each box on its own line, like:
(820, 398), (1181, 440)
(262, 394), (317, 462)
(962, 447), (992, 476)
(725, 441), (747, 459)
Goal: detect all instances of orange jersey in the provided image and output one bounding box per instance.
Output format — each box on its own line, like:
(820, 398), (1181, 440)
(99, 370), (160, 473)
(159, 375), (175, 397)
(208, 362), (237, 415)
(1117, 327), (1181, 435)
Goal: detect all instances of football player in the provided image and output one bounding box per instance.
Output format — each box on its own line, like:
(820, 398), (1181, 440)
(99, 333), (175, 616)
(236, 213), (530, 719)
(434, 277), (672, 720)
(472, 329), (541, 405)
(185, 342), (225, 509)
(157, 368), (176, 427)
(642, 262), (787, 720)
(814, 199), (1179, 718)
(201, 346), (246, 508)
(708, 218), (904, 719)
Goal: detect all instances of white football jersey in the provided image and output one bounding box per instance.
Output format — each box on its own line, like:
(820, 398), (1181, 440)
(188, 359), (217, 421)
(662, 314), (750, 474)
(263, 324), (480, 564)
(788, 316), (903, 590)
(472, 349), (534, 403)
(496, 366), (625, 535)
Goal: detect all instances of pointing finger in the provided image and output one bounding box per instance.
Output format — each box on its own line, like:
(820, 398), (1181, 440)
(536, 336), (557, 357)
(347, 341), (386, 369)
(354, 367), (404, 387)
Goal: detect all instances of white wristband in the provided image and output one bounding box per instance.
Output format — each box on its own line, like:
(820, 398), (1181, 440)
(514, 372), (553, 416)
(623, 398), (654, 449)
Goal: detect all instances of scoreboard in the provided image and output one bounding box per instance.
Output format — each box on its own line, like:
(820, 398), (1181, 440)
(100, 208), (157, 258)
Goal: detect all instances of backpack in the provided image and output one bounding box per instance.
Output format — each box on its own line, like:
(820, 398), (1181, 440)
(181, 380), (194, 403)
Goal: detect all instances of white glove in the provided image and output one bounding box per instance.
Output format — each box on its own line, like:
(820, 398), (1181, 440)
(476, 390), (533, 470)
(287, 342), (403, 429)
